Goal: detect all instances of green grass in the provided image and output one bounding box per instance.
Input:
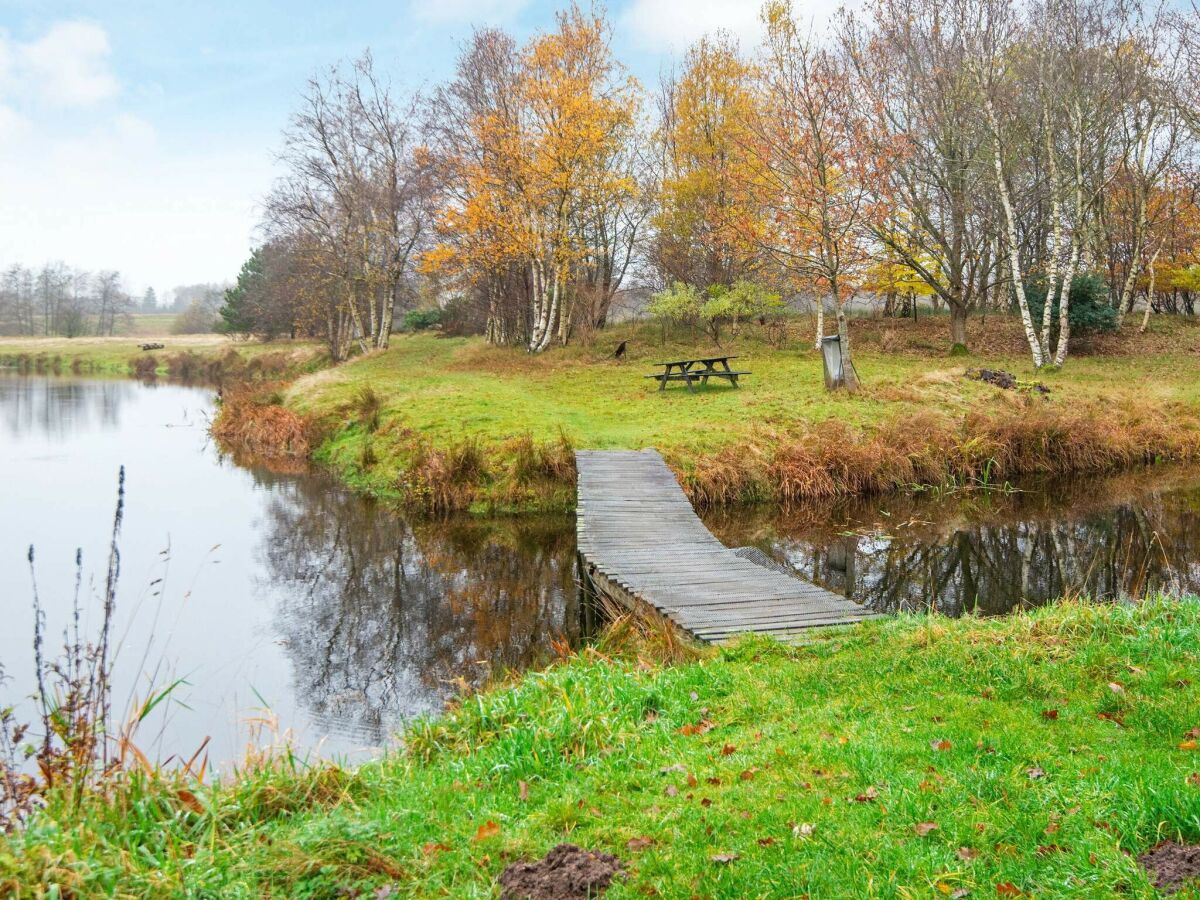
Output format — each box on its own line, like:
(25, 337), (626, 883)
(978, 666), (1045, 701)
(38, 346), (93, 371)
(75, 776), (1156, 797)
(3, 599), (1199, 897)
(279, 317), (1200, 510)
(0, 333), (323, 376)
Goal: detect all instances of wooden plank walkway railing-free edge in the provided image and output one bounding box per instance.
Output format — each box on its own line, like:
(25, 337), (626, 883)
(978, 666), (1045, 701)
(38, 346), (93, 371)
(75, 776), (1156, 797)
(575, 449), (878, 643)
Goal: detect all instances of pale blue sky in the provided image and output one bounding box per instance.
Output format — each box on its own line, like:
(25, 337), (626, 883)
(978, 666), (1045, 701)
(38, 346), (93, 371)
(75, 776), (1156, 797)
(0, 1), (834, 297)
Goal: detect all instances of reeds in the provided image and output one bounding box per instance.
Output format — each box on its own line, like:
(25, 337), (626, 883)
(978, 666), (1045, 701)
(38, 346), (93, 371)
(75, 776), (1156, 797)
(0, 469), (158, 830)
(682, 404), (1200, 509)
(129, 354), (158, 379)
(211, 386), (314, 463)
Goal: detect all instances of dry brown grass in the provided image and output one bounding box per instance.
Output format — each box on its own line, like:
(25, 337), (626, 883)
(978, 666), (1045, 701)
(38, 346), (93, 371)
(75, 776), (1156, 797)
(402, 440), (484, 514)
(212, 386), (315, 464)
(679, 402), (1200, 507)
(128, 355), (158, 379)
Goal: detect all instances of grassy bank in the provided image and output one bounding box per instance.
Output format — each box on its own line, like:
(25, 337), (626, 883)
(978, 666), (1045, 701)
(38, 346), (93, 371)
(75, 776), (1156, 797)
(3, 599), (1198, 896)
(0, 333), (323, 378)
(224, 315), (1200, 513)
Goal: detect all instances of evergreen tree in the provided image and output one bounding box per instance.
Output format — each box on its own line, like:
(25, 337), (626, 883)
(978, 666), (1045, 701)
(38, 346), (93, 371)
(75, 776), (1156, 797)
(219, 249), (264, 336)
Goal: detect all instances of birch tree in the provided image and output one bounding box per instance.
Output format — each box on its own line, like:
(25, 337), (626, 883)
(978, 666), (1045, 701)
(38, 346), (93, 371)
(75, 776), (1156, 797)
(747, 1), (879, 384)
(842, 0), (1000, 350)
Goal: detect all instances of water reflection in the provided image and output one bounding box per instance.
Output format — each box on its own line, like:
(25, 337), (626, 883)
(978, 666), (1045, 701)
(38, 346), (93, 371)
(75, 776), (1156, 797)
(0, 373), (137, 440)
(705, 472), (1200, 616)
(258, 478), (583, 744)
(5, 371), (1200, 764)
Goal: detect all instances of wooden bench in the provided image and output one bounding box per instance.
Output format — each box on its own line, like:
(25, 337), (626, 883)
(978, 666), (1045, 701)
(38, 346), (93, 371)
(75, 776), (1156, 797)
(644, 355), (750, 393)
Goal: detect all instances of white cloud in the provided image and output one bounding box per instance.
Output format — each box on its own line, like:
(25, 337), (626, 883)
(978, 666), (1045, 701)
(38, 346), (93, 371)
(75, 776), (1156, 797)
(618, 0), (849, 54)
(619, 0), (766, 53)
(0, 107), (272, 294)
(407, 0), (530, 25)
(0, 19), (266, 291)
(0, 20), (118, 108)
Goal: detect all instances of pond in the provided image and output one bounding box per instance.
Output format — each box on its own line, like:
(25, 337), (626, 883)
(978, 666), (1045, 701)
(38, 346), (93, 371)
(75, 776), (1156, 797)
(1, 372), (1198, 766)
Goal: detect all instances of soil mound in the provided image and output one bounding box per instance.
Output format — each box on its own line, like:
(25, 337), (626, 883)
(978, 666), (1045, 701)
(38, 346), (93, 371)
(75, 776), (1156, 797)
(1138, 841), (1200, 893)
(498, 843), (624, 899)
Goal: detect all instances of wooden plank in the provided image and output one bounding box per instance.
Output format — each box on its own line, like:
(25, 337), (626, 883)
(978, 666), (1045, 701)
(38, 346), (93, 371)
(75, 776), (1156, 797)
(575, 449), (874, 643)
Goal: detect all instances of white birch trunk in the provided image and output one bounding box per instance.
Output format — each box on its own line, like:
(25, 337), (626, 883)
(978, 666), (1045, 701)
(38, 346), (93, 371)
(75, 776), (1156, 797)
(1139, 246), (1162, 333)
(986, 98), (1044, 368)
(813, 297), (825, 351)
(1052, 240), (1080, 367)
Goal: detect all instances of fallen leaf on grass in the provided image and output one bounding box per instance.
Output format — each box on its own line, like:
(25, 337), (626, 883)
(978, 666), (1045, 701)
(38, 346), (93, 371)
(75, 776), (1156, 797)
(1026, 767), (1045, 780)
(472, 820), (500, 842)
(793, 823), (815, 838)
(914, 822), (939, 836)
(956, 847), (979, 861)
(995, 883), (1022, 896)
(680, 720), (716, 736)
(1107, 682), (1124, 694)
(660, 764), (687, 775)
(1188, 773), (1200, 786)
(711, 853), (740, 864)
(176, 790), (204, 815)
(757, 837), (777, 847)
(626, 836), (655, 852)
(664, 785), (679, 797)
(1037, 844), (1067, 856)
(721, 744), (737, 756)
(518, 780), (529, 802)
(422, 842), (452, 855)
(932, 739), (952, 751)
(739, 768), (757, 781)
(1041, 709), (1059, 721)
(853, 786), (879, 803)
(1180, 740), (1199, 751)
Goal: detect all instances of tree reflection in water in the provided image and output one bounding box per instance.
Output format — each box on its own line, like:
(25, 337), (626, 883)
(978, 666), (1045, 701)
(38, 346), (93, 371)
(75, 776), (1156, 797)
(705, 471), (1200, 617)
(257, 476), (582, 746)
(258, 467), (1200, 747)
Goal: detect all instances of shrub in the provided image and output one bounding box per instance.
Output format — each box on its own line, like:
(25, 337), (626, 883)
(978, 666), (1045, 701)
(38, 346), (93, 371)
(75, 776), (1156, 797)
(130, 355), (158, 378)
(402, 308), (444, 332)
(1025, 273), (1117, 337)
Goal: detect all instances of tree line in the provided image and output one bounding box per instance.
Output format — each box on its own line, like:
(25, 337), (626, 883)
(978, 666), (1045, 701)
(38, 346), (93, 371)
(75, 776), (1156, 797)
(0, 264), (139, 337)
(0, 263), (235, 338)
(226, 0), (1200, 370)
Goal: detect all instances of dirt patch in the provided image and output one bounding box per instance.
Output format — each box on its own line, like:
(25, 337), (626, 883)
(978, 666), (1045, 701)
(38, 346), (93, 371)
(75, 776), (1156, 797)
(498, 843), (624, 900)
(1138, 841), (1200, 894)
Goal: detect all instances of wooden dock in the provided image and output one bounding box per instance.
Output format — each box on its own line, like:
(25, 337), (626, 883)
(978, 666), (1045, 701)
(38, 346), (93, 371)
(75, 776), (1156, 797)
(575, 449), (877, 643)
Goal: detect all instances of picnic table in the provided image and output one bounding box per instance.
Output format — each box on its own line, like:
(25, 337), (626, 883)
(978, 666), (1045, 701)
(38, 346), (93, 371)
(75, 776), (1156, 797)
(644, 355), (751, 393)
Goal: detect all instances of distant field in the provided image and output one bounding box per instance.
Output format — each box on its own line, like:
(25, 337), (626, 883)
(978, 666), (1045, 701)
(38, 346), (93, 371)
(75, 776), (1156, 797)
(0, 333), (320, 375)
(122, 312), (179, 336)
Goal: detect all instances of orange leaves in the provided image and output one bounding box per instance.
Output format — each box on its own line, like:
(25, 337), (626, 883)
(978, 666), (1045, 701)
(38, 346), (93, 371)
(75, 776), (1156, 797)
(428, 3), (640, 295)
(931, 739), (953, 752)
(914, 822), (939, 836)
(679, 719), (716, 737)
(472, 820), (501, 842)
